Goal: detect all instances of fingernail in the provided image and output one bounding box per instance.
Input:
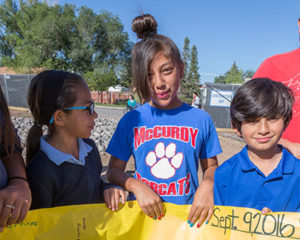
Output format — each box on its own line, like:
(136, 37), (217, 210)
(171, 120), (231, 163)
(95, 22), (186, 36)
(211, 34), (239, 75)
(197, 224), (200, 228)
(206, 221), (209, 224)
(189, 223), (194, 227)
(161, 215), (164, 218)
(158, 217), (161, 220)
(153, 217), (157, 220)
(149, 216), (152, 218)
(187, 220), (191, 224)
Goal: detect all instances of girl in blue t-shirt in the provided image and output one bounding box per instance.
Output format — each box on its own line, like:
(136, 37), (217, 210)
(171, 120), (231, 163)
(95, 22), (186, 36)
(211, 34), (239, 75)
(26, 70), (125, 210)
(106, 14), (222, 228)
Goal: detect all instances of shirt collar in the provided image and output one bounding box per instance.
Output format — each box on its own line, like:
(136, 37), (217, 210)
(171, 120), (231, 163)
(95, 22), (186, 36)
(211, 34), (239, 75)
(238, 146), (256, 171)
(40, 136), (93, 166)
(281, 147), (295, 174)
(238, 145), (295, 175)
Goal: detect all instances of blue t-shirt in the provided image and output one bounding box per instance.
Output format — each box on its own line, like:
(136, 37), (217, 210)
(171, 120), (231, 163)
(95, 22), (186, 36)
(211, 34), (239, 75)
(214, 145), (300, 212)
(107, 102), (222, 205)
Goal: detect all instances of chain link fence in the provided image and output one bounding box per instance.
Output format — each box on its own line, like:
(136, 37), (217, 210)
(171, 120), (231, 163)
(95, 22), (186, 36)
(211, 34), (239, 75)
(201, 83), (242, 128)
(0, 74), (35, 108)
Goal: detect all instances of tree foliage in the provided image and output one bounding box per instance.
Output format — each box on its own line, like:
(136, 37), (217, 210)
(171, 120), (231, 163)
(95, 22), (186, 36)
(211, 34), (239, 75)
(0, 0), (132, 87)
(214, 62), (253, 84)
(180, 37), (200, 103)
(84, 64), (118, 92)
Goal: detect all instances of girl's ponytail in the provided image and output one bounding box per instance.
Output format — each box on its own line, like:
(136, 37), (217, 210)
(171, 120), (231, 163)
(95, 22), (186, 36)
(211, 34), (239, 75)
(25, 123), (43, 165)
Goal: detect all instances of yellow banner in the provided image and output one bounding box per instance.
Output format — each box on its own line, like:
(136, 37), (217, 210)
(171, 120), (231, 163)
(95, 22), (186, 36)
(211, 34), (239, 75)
(2, 201), (300, 240)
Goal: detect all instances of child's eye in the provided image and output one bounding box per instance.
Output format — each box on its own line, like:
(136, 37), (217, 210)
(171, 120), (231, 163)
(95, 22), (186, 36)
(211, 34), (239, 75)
(268, 118), (279, 123)
(148, 73), (153, 80)
(163, 67), (173, 74)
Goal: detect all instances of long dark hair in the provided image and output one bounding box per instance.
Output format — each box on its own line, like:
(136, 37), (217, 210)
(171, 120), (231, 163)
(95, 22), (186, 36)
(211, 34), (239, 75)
(0, 86), (18, 156)
(26, 70), (86, 164)
(131, 14), (183, 102)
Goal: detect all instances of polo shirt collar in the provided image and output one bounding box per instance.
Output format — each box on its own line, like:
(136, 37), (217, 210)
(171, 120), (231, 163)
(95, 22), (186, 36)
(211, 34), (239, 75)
(40, 136), (93, 166)
(238, 145), (295, 175)
(281, 147), (295, 174)
(238, 146), (255, 171)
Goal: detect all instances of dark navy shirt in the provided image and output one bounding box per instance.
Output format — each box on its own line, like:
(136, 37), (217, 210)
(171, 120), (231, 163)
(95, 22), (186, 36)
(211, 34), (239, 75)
(27, 138), (111, 209)
(214, 145), (300, 212)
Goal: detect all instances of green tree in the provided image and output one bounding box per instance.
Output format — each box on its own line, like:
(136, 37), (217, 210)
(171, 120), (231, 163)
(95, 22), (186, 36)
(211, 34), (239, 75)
(214, 61), (244, 84)
(180, 37), (191, 101)
(214, 75), (226, 84)
(84, 64), (118, 101)
(243, 69), (255, 79)
(0, 0), (132, 82)
(180, 38), (201, 103)
(188, 45), (200, 90)
(225, 62), (244, 84)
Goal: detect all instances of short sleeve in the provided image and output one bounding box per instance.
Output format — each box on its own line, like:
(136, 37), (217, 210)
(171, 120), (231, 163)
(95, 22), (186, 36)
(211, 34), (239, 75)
(106, 116), (133, 161)
(199, 116), (222, 159)
(214, 168), (225, 205)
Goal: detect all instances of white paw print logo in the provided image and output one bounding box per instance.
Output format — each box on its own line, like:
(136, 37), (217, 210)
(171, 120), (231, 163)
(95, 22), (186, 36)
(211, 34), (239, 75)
(146, 142), (183, 179)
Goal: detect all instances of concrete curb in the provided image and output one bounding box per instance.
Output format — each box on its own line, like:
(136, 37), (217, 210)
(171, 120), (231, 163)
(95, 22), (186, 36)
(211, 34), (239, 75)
(9, 106), (30, 111)
(95, 105), (124, 110)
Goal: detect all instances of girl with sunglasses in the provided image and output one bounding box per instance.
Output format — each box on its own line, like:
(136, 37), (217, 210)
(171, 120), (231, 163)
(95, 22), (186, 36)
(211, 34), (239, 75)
(26, 70), (125, 210)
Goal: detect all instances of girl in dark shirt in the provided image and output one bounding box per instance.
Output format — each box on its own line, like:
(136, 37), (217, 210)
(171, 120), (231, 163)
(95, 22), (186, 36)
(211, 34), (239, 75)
(26, 70), (124, 209)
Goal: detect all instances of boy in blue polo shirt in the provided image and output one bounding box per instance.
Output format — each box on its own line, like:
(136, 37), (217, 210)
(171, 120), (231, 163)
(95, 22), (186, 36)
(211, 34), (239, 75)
(214, 78), (300, 212)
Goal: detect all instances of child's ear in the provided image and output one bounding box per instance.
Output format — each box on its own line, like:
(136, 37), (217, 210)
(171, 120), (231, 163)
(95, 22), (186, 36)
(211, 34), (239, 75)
(231, 123), (242, 137)
(53, 110), (66, 127)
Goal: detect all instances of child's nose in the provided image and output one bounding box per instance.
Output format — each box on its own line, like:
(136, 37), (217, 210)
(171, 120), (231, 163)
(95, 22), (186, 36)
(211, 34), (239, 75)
(258, 118), (270, 134)
(153, 74), (165, 89)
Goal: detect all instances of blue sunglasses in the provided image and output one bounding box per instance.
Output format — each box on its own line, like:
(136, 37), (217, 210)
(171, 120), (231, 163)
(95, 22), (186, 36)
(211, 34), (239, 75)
(49, 102), (95, 124)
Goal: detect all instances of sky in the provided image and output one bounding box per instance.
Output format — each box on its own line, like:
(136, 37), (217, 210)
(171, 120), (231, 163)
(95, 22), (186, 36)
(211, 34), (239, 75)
(54, 1), (299, 82)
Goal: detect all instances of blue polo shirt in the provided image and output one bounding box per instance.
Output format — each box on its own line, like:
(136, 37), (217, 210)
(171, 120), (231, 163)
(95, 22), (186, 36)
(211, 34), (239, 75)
(214, 145), (300, 212)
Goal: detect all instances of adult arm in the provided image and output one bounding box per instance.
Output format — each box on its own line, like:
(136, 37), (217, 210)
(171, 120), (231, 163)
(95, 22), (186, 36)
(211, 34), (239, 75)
(278, 138), (300, 159)
(0, 153), (31, 231)
(187, 156), (218, 228)
(107, 156), (163, 219)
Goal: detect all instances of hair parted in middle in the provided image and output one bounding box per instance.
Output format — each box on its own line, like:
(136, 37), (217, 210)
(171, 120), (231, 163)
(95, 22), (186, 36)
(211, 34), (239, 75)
(230, 78), (294, 132)
(131, 14), (183, 102)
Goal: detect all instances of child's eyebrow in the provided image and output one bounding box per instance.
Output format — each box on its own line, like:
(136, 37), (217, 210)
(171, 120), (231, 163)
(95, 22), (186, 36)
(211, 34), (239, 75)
(161, 62), (172, 68)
